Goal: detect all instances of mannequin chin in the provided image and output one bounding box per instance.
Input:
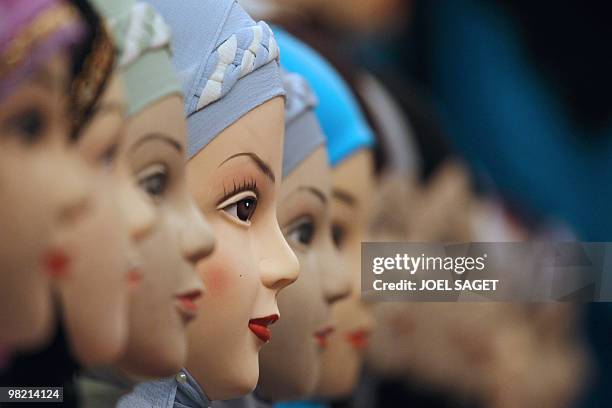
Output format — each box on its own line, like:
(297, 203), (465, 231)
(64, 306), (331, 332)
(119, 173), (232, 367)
(116, 94), (215, 378)
(0, 56), (91, 350)
(185, 96), (299, 401)
(258, 146), (351, 401)
(315, 149), (375, 399)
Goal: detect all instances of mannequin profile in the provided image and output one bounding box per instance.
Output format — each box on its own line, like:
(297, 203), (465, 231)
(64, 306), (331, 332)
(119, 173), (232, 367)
(74, 0), (215, 380)
(0, 0), (98, 351)
(0, 55), (90, 350)
(258, 147), (348, 401)
(57, 71), (142, 367)
(108, 0), (215, 377)
(272, 28), (377, 400)
(118, 1), (297, 405)
(116, 94), (214, 377)
(185, 96), (298, 400)
(256, 71), (351, 402)
(315, 149), (375, 398)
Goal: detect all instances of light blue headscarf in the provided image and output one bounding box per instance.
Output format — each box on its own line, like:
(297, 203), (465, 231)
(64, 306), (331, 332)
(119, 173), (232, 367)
(117, 369), (210, 408)
(145, 0), (285, 159)
(273, 28), (375, 168)
(281, 69), (326, 178)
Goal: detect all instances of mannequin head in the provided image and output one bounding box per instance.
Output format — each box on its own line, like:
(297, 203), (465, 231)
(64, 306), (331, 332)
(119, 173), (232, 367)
(273, 29), (376, 399)
(316, 149), (376, 398)
(148, 0), (298, 398)
(117, 94), (214, 377)
(186, 97), (299, 399)
(259, 147), (350, 400)
(258, 71), (351, 401)
(81, 0), (215, 376)
(0, 55), (89, 350)
(59, 1), (210, 366)
(0, 0), (94, 350)
(59, 70), (142, 367)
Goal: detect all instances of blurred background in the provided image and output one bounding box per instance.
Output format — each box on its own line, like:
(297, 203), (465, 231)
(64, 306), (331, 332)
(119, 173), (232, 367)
(270, 0), (612, 406)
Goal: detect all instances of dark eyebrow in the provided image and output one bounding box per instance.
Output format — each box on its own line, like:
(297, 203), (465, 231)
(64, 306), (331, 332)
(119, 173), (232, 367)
(129, 132), (183, 154)
(219, 152), (275, 183)
(299, 186), (327, 204)
(332, 188), (356, 207)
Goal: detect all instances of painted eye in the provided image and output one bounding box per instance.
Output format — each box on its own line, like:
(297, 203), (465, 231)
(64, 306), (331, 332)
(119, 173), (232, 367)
(223, 196), (257, 223)
(99, 143), (118, 168)
(6, 108), (46, 144)
(332, 223), (346, 249)
(137, 164), (169, 199)
(286, 219), (315, 247)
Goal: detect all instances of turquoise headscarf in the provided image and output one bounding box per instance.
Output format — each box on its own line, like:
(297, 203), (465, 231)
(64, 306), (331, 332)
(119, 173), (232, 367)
(273, 28), (375, 168)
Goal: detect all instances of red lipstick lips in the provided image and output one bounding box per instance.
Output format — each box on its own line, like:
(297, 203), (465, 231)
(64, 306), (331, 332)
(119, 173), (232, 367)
(43, 248), (70, 278)
(176, 290), (202, 322)
(314, 326), (336, 348)
(248, 315), (279, 343)
(126, 268), (143, 289)
(346, 329), (371, 350)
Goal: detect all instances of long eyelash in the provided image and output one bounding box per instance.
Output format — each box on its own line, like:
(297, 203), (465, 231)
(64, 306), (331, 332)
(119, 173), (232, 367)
(219, 177), (259, 204)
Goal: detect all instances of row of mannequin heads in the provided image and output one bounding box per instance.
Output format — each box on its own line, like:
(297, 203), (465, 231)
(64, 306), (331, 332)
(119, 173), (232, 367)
(2, 2), (585, 407)
(0, 0), (377, 403)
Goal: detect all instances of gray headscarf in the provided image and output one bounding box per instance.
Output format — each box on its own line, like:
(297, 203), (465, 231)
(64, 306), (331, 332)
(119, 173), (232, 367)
(145, 0), (285, 159)
(281, 69), (326, 178)
(357, 73), (421, 177)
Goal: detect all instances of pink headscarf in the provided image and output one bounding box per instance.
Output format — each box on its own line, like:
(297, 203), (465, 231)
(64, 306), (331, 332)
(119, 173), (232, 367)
(0, 0), (84, 100)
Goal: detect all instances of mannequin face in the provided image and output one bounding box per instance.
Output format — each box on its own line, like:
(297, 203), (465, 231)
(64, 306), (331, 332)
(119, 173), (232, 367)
(58, 73), (152, 366)
(316, 149), (375, 398)
(365, 170), (476, 382)
(258, 146), (351, 401)
(186, 97), (299, 400)
(117, 95), (215, 378)
(0, 56), (91, 350)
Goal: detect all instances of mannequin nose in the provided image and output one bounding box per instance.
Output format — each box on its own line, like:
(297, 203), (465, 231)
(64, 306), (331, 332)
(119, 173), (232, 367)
(119, 184), (156, 242)
(259, 224), (299, 291)
(322, 268), (352, 304)
(58, 194), (91, 226)
(320, 242), (352, 305)
(55, 154), (93, 227)
(180, 202), (215, 265)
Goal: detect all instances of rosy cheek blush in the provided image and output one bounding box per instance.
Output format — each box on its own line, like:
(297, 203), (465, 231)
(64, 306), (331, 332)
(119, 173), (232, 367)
(202, 266), (231, 296)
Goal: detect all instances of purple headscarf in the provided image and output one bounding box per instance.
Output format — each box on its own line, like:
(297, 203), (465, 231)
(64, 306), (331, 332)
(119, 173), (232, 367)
(0, 0), (85, 101)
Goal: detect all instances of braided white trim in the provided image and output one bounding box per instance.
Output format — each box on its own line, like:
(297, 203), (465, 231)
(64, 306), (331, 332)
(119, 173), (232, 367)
(109, 2), (172, 68)
(196, 21), (280, 110)
(283, 70), (318, 125)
